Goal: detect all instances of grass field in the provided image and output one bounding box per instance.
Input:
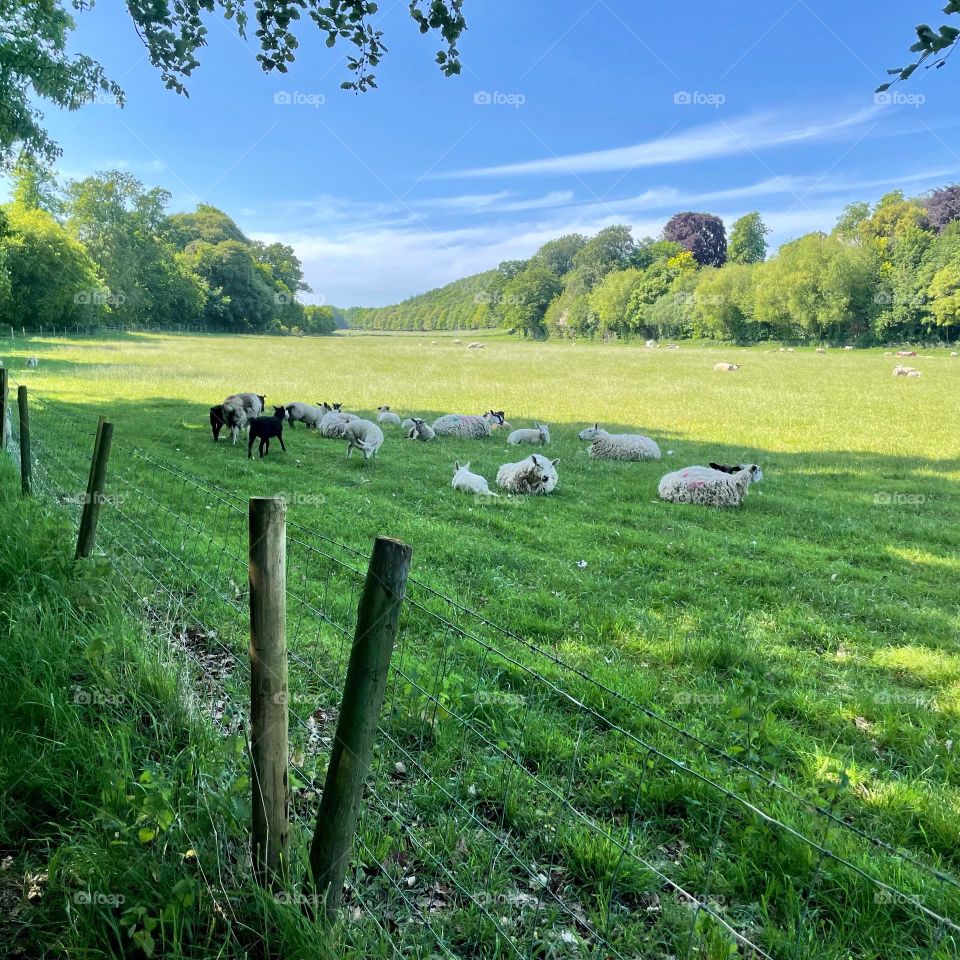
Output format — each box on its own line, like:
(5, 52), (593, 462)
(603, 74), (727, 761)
(4, 331), (959, 958)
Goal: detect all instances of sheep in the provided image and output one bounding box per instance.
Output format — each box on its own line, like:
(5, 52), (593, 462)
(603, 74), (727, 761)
(285, 402), (327, 429)
(508, 423), (550, 445)
(950, 351), (958, 358)
(486, 410), (511, 432)
(377, 405), (403, 426)
(658, 463), (762, 508)
(343, 419), (384, 459)
(401, 418), (416, 433)
(209, 404), (226, 442)
(496, 453), (559, 495)
(318, 402), (359, 438)
(896, 350), (918, 357)
(453, 338), (463, 344)
(432, 412), (503, 439)
(223, 393), (265, 445)
(893, 365), (920, 378)
(26, 356), (39, 368)
(247, 406), (288, 459)
(714, 362), (741, 372)
(844, 345), (854, 350)
(645, 339), (656, 349)
(407, 417), (436, 441)
(451, 461), (495, 496)
(907, 370), (922, 378)
(577, 423), (661, 461)
(815, 347), (826, 354)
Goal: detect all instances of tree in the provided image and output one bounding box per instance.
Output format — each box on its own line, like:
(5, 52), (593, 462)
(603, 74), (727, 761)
(663, 212), (727, 267)
(923, 183), (960, 234)
(532, 234), (587, 276)
(880, 8), (960, 92)
(10, 154), (65, 218)
(499, 264), (561, 339)
(589, 268), (643, 337)
(164, 205), (250, 248)
(727, 212), (769, 264)
(303, 305), (338, 335)
(692, 265), (757, 340)
(834, 202), (871, 242)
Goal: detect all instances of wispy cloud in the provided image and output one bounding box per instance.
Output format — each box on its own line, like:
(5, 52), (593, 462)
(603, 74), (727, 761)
(438, 107), (882, 178)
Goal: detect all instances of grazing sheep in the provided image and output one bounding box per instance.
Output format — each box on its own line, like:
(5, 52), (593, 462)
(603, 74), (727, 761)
(209, 404), (226, 442)
(432, 412), (503, 439)
(714, 362), (741, 372)
(578, 423), (661, 461)
(318, 402), (359, 438)
(344, 419), (384, 459)
(285, 401), (327, 429)
(496, 453), (559, 495)
(26, 356), (39, 368)
(815, 348), (826, 354)
(893, 365), (920, 378)
(508, 423), (550, 445)
(658, 464), (762, 508)
(451, 461), (495, 496)
(896, 350), (918, 357)
(223, 393), (266, 445)
(453, 338), (463, 344)
(467, 342), (487, 350)
(407, 417), (436, 441)
(377, 405), (403, 426)
(247, 406), (288, 459)
(844, 345), (854, 350)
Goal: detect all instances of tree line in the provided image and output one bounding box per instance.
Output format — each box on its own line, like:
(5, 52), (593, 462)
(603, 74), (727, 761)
(348, 187), (960, 344)
(0, 158), (340, 336)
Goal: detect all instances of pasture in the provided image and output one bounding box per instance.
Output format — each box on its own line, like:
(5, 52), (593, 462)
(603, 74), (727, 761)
(5, 331), (960, 958)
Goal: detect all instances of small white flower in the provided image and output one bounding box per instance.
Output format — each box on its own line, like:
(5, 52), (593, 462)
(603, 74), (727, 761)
(576, 560), (587, 569)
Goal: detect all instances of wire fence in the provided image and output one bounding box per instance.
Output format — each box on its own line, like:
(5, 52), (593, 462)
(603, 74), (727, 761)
(3, 383), (958, 960)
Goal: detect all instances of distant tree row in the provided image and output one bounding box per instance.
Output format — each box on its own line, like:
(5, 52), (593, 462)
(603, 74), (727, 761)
(0, 156), (339, 335)
(348, 188), (960, 343)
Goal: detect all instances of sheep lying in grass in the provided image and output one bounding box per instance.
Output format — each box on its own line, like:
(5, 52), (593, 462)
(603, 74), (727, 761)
(407, 418), (435, 441)
(496, 454), (559, 495)
(658, 463), (762, 508)
(896, 350), (918, 357)
(285, 402), (326, 429)
(26, 356), (38, 368)
(432, 411), (504, 438)
(401, 417), (416, 433)
(508, 423), (550, 445)
(467, 342), (486, 350)
(714, 362), (741, 372)
(578, 424), (661, 461)
(223, 393), (265, 445)
(318, 402), (359, 438)
(247, 406), (288, 459)
(451, 461), (495, 495)
(344, 419), (384, 459)
(815, 348), (826, 354)
(377, 405), (403, 426)
(893, 365), (921, 378)
(209, 404), (226, 442)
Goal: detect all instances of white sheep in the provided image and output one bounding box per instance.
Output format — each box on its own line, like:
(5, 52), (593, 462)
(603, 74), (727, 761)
(377, 405), (403, 426)
(26, 356), (39, 368)
(401, 417), (416, 433)
(658, 463), (762, 508)
(951, 351), (958, 358)
(343, 419), (384, 459)
(223, 392), (265, 445)
(844, 345), (854, 350)
(578, 423), (661, 461)
(285, 402), (326, 429)
(893, 365), (920, 378)
(645, 339), (656, 349)
(451, 461), (495, 496)
(453, 338), (463, 344)
(815, 348), (827, 354)
(432, 412), (503, 439)
(319, 402), (359, 438)
(507, 423), (550, 445)
(407, 417), (435, 441)
(714, 362), (741, 372)
(496, 453), (559, 495)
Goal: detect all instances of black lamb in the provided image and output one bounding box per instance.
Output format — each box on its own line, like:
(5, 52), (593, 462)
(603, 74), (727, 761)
(248, 406), (288, 459)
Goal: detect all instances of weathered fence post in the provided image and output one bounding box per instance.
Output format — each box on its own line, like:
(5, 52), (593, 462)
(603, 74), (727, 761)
(75, 421), (113, 559)
(0, 369), (8, 452)
(306, 536), (412, 918)
(249, 496), (289, 887)
(17, 386), (31, 496)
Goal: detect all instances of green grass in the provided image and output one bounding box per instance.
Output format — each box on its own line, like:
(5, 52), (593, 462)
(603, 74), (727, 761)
(3, 331), (959, 958)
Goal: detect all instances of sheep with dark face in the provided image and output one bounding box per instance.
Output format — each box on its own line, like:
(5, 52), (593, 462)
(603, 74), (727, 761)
(658, 463), (763, 507)
(407, 417), (436, 441)
(496, 454), (559, 495)
(247, 406), (288, 459)
(209, 404), (226, 442)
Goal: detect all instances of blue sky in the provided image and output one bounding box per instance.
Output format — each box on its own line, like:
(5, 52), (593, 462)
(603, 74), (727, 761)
(19, 1), (960, 306)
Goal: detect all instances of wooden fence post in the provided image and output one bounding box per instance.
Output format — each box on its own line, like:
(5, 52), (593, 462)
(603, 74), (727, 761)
(0, 369), (8, 452)
(17, 386), (31, 496)
(75, 422), (113, 559)
(306, 536), (412, 918)
(249, 496), (289, 887)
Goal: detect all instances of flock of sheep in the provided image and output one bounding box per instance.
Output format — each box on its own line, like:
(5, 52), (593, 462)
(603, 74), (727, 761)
(208, 394), (765, 507)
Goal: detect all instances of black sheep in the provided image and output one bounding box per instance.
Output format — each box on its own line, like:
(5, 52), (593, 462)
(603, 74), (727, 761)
(209, 404), (226, 442)
(248, 406), (288, 459)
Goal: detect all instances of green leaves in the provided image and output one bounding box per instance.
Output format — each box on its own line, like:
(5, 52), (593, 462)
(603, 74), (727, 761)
(883, 11), (960, 89)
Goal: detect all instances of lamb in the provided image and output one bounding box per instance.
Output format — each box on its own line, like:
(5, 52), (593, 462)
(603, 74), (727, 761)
(508, 423), (550, 445)
(893, 365), (920, 378)
(714, 362), (741, 372)
(343, 419), (384, 459)
(377, 405), (403, 426)
(578, 423), (661, 461)
(247, 406), (288, 459)
(222, 392), (265, 445)
(285, 402), (327, 429)
(487, 410), (511, 431)
(658, 463), (762, 508)
(209, 404), (226, 442)
(451, 461), (495, 496)
(318, 402), (359, 438)
(401, 417), (416, 433)
(496, 454), (559, 495)
(432, 411), (504, 439)
(407, 417), (436, 441)
(26, 356), (39, 368)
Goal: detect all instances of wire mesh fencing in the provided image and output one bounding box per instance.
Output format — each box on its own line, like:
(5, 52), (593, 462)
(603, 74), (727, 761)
(3, 383), (958, 960)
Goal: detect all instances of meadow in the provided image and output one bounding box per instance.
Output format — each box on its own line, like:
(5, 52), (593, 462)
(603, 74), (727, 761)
(4, 330), (960, 959)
